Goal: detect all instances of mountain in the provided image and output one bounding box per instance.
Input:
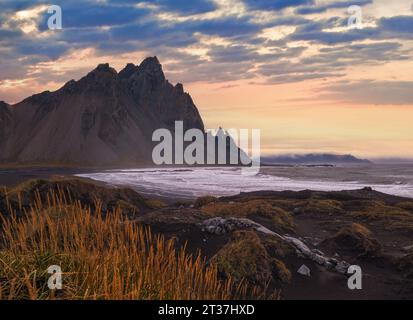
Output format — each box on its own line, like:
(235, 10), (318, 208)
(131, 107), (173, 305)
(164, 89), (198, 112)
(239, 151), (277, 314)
(0, 101), (12, 143)
(0, 57), (205, 166)
(262, 153), (371, 165)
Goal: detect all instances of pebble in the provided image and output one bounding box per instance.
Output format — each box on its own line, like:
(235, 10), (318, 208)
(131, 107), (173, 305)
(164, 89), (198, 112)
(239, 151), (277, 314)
(297, 264), (311, 277)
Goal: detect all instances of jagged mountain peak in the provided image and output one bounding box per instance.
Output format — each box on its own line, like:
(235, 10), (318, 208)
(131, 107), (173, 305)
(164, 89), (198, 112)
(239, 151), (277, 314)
(119, 63), (137, 79)
(77, 63), (119, 90)
(85, 63), (117, 79)
(136, 56), (165, 81)
(175, 83), (184, 93)
(0, 56), (205, 166)
(94, 63), (117, 74)
(139, 56), (161, 69)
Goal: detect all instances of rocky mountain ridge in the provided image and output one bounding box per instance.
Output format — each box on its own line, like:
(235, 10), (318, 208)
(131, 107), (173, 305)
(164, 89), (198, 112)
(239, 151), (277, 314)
(0, 57), (205, 166)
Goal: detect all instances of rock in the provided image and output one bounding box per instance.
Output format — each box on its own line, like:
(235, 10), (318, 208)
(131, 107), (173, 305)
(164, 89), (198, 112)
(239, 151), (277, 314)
(312, 248), (325, 256)
(402, 244), (413, 252)
(201, 217), (351, 276)
(201, 217), (283, 238)
(296, 250), (306, 259)
(335, 261), (350, 274)
(284, 236), (313, 256)
(312, 253), (327, 266)
(297, 264), (311, 277)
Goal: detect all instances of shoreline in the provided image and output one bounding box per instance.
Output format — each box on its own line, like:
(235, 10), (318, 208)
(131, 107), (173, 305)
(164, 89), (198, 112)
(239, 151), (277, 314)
(1, 166), (413, 201)
(1, 175), (413, 299)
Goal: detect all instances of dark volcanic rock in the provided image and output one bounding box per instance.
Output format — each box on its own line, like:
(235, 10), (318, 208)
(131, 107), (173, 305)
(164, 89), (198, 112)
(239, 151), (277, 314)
(0, 57), (204, 166)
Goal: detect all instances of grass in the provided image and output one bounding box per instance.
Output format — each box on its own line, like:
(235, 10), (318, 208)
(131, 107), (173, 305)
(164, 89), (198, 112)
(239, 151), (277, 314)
(299, 199), (344, 215)
(0, 189), (262, 300)
(212, 230), (273, 285)
(194, 196), (218, 208)
(349, 201), (413, 234)
(200, 200), (295, 232)
(322, 223), (381, 257)
(211, 230), (291, 289)
(0, 178), (167, 218)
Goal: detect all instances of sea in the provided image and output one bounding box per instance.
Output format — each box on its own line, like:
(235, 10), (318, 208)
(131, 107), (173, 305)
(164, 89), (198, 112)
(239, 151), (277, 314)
(76, 164), (413, 199)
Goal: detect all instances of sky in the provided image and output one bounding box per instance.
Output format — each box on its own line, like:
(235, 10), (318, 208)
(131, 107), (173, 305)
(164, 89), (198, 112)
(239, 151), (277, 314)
(0, 0), (412, 158)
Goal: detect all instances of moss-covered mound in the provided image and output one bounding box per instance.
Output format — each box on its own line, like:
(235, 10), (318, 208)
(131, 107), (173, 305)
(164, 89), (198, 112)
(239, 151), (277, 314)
(211, 230), (293, 287)
(194, 196), (218, 208)
(0, 178), (166, 218)
(321, 223), (382, 257)
(349, 201), (413, 234)
(200, 200), (295, 233)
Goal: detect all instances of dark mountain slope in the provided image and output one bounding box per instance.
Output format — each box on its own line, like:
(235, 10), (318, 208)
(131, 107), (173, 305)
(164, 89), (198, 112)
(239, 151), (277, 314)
(0, 57), (204, 166)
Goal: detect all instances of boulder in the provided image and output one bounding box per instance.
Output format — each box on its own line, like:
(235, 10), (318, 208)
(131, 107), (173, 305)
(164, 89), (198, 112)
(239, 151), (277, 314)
(297, 264), (311, 277)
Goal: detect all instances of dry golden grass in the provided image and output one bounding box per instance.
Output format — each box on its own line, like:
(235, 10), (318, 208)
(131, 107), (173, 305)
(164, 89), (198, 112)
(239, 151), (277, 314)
(349, 201), (413, 233)
(297, 199), (344, 215)
(272, 259), (291, 284)
(194, 196), (218, 208)
(0, 189), (263, 300)
(396, 201), (413, 213)
(201, 200), (295, 232)
(322, 223), (382, 257)
(211, 230), (273, 285)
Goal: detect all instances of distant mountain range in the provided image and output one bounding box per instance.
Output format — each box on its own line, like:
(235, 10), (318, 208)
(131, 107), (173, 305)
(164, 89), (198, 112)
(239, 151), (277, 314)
(0, 57), (205, 166)
(261, 153), (371, 165)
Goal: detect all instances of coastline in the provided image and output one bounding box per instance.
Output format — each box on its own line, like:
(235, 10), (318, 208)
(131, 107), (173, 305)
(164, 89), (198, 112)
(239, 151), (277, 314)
(1, 175), (413, 299)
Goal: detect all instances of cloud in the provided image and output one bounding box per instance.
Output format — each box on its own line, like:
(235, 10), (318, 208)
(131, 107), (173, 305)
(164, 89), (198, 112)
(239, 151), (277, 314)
(0, 28), (22, 39)
(256, 59), (346, 84)
(288, 14), (413, 45)
(289, 23), (380, 44)
(296, 0), (372, 15)
(36, 2), (150, 30)
(181, 17), (266, 38)
(0, 0), (412, 104)
(320, 80), (413, 105)
(243, 0), (314, 11)
(315, 42), (411, 63)
(379, 15), (413, 39)
(107, 0), (218, 14)
(254, 39), (412, 85)
(152, 0), (218, 14)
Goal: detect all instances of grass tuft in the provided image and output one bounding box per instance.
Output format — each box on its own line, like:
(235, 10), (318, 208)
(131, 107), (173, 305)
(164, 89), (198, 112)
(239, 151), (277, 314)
(0, 189), (263, 300)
